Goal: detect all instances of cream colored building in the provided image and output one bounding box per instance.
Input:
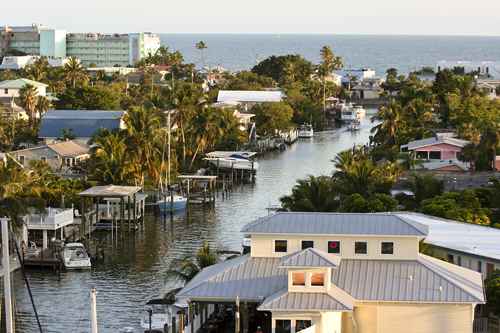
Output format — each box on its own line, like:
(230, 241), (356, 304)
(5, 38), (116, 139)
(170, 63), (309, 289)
(176, 212), (485, 333)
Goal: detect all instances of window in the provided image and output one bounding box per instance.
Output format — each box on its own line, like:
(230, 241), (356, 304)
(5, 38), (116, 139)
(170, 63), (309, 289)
(416, 151), (428, 159)
(447, 254), (454, 263)
(4, 89), (7, 94)
(301, 240), (314, 250)
(355, 241), (367, 254)
(292, 272), (305, 286)
(19, 156), (25, 164)
(276, 320), (291, 333)
(328, 241), (341, 254)
(275, 240), (287, 253)
(40, 156), (47, 162)
(310, 273), (324, 286)
(457, 256), (462, 266)
(487, 67), (489, 74)
(381, 242), (394, 254)
(429, 151), (442, 159)
(478, 261), (482, 273)
(296, 320), (312, 332)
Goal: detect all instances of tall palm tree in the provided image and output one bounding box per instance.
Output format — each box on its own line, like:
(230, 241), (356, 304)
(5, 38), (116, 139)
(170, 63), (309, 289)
(35, 95), (51, 119)
(169, 51), (184, 89)
(63, 56), (88, 88)
(122, 107), (165, 187)
(370, 99), (406, 146)
(19, 83), (38, 130)
(54, 128), (78, 142)
(169, 84), (206, 168)
(280, 175), (338, 212)
(195, 41), (207, 67)
(216, 107), (249, 142)
(165, 241), (226, 300)
(320, 45), (334, 62)
(188, 107), (220, 169)
(403, 172), (445, 203)
(457, 142), (479, 170)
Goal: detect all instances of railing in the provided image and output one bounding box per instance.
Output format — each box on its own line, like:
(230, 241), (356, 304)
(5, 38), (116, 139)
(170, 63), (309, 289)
(27, 209), (74, 228)
(184, 304), (215, 333)
(473, 317), (489, 333)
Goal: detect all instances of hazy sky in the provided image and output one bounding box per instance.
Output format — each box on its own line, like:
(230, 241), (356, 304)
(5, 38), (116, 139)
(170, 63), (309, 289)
(3, 0), (500, 36)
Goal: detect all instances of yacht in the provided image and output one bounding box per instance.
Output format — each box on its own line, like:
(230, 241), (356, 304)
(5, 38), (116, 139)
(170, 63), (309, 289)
(141, 299), (188, 332)
(61, 243), (91, 269)
(298, 123), (313, 138)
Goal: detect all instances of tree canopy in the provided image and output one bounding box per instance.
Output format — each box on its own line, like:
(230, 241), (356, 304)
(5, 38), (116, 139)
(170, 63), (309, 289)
(53, 85), (120, 110)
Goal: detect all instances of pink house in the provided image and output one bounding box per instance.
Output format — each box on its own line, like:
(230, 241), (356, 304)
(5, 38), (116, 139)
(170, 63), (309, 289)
(400, 136), (470, 171)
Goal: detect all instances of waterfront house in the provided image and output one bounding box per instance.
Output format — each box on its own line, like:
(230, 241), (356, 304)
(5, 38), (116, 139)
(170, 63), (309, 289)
(39, 109), (126, 145)
(11, 139), (90, 172)
(0, 78), (48, 98)
(351, 77), (385, 99)
(400, 135), (470, 170)
(175, 212), (485, 333)
(20, 207), (74, 249)
(437, 61), (500, 80)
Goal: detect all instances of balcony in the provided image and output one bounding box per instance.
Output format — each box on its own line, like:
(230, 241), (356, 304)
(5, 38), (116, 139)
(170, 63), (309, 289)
(25, 208), (74, 230)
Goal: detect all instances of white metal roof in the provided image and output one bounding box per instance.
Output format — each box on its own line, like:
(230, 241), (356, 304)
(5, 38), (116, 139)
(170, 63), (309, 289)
(423, 158), (468, 171)
(217, 90), (281, 103)
(241, 212), (428, 237)
(277, 248), (341, 268)
(401, 136), (469, 150)
(397, 212), (500, 263)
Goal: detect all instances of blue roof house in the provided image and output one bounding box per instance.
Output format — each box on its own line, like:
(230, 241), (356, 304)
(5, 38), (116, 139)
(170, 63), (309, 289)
(39, 110), (126, 144)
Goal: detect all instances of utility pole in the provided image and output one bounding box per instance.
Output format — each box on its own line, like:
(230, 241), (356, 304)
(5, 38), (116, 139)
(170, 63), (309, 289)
(1, 217), (13, 333)
(348, 65), (351, 97)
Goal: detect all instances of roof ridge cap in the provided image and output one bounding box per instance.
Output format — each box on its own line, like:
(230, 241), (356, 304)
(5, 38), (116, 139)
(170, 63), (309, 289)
(417, 254), (484, 302)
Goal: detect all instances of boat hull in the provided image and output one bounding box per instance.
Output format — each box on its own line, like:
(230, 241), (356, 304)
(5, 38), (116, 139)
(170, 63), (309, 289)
(158, 196), (188, 211)
(61, 243), (91, 269)
(207, 158), (259, 172)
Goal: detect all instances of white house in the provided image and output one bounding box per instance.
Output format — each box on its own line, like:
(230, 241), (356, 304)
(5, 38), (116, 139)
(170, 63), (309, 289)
(437, 61), (500, 79)
(176, 212), (485, 333)
(0, 78), (48, 98)
(217, 90), (282, 104)
(352, 77), (385, 99)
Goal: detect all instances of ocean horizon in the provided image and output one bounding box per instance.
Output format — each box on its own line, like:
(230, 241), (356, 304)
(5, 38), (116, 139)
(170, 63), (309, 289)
(157, 33), (500, 77)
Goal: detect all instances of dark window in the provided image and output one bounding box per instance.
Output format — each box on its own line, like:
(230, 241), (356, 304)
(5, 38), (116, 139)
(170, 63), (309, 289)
(381, 242), (394, 254)
(416, 151), (428, 159)
(296, 320), (312, 332)
(301, 240), (314, 250)
(328, 241), (340, 254)
(276, 320), (291, 333)
(447, 254), (454, 263)
(486, 67), (489, 74)
(429, 151), (442, 159)
(457, 256), (462, 266)
(438, 66), (441, 71)
(478, 261), (482, 273)
(478, 67), (481, 72)
(4, 89), (7, 94)
(275, 240), (287, 253)
(355, 242), (367, 254)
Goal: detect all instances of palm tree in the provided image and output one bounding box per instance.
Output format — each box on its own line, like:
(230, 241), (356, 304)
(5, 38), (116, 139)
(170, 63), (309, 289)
(403, 172), (445, 203)
(122, 107), (165, 187)
(320, 45), (334, 62)
(63, 56), (88, 88)
(396, 152), (425, 171)
(457, 142), (479, 170)
(188, 107), (220, 169)
(280, 175), (338, 212)
(165, 241), (226, 300)
(35, 95), (51, 119)
(169, 84), (206, 168)
(216, 107), (249, 142)
(370, 99), (406, 146)
(19, 83), (38, 130)
(195, 41), (207, 67)
(169, 51), (184, 89)
(54, 128), (78, 142)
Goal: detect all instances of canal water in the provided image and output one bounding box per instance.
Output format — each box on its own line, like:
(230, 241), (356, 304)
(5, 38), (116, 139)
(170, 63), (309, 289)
(11, 110), (379, 332)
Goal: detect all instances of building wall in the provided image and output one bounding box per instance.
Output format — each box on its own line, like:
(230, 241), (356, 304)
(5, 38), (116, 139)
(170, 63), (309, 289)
(321, 312), (342, 333)
(353, 302), (473, 333)
(0, 86), (45, 98)
(66, 34), (130, 67)
(414, 143), (462, 159)
(13, 147), (61, 168)
(438, 248), (500, 280)
(40, 29), (66, 57)
(438, 61), (500, 80)
(250, 234), (419, 260)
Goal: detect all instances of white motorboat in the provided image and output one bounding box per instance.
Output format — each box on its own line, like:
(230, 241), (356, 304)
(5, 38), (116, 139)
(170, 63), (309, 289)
(157, 194), (187, 211)
(354, 105), (365, 115)
(204, 157), (259, 172)
(347, 123), (361, 131)
(298, 123), (313, 138)
(61, 243), (91, 269)
(141, 299), (188, 332)
(206, 151), (257, 159)
(341, 107), (358, 123)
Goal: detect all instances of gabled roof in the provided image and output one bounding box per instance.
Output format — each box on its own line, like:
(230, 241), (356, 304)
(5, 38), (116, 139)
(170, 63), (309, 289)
(0, 78), (48, 89)
(277, 248), (341, 268)
(258, 284), (355, 312)
(13, 139), (90, 157)
(176, 255), (287, 300)
(423, 158), (468, 171)
(241, 212), (428, 237)
(401, 136), (469, 150)
(39, 110), (126, 139)
(217, 90), (281, 103)
(331, 255), (485, 303)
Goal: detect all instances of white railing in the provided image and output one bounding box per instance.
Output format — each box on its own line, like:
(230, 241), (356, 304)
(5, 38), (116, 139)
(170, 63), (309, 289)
(27, 208), (74, 228)
(299, 324), (316, 333)
(473, 317), (489, 333)
(184, 304), (215, 333)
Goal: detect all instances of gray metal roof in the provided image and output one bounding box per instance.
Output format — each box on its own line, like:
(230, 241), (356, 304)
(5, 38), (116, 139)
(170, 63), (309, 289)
(77, 186), (142, 198)
(331, 254), (485, 303)
(0, 78), (48, 88)
(277, 248), (341, 268)
(241, 212), (428, 237)
(258, 285), (355, 311)
(177, 255), (287, 300)
(39, 110), (125, 139)
(13, 139), (89, 157)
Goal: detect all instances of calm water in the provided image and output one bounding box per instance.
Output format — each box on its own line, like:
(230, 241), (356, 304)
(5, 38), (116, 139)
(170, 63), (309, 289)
(12, 112), (378, 332)
(159, 34), (500, 77)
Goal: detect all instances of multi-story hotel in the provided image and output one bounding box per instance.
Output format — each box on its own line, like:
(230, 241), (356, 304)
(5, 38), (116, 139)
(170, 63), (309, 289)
(0, 24), (160, 67)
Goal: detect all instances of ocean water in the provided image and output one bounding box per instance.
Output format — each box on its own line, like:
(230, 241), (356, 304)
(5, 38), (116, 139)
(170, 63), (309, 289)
(158, 34), (500, 77)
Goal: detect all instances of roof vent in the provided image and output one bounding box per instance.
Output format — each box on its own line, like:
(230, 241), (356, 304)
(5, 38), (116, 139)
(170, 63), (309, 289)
(439, 286), (442, 292)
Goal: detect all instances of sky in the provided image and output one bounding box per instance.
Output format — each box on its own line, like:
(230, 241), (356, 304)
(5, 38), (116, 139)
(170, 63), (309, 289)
(3, 0), (500, 36)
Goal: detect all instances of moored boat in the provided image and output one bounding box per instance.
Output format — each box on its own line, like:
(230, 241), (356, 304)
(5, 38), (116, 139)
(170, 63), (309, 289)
(61, 243), (91, 269)
(157, 194), (188, 211)
(354, 105), (365, 115)
(206, 151), (257, 159)
(141, 299), (188, 332)
(204, 157), (259, 172)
